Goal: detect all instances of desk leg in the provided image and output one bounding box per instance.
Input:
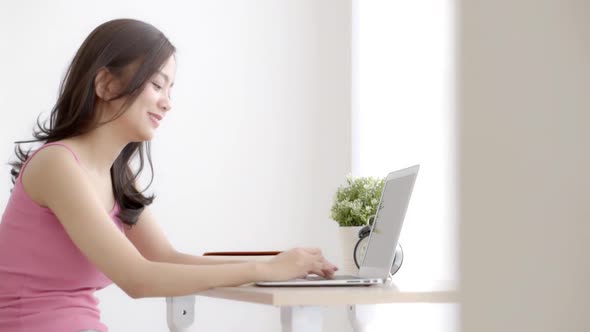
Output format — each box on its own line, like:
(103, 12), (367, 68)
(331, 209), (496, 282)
(166, 296), (196, 332)
(280, 306), (323, 332)
(347, 304), (376, 332)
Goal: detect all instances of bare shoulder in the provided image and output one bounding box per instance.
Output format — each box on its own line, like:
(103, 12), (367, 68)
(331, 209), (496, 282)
(21, 144), (82, 207)
(19, 143), (147, 296)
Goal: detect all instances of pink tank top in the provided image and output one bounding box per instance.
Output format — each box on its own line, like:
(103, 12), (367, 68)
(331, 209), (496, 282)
(0, 143), (123, 332)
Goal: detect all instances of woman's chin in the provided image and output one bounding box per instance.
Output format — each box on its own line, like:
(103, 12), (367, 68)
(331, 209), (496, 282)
(131, 129), (156, 142)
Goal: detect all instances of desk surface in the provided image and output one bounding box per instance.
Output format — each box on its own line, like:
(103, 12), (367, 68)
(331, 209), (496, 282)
(198, 280), (458, 306)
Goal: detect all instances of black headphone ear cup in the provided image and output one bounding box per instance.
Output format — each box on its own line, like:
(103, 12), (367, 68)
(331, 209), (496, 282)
(358, 225), (371, 239)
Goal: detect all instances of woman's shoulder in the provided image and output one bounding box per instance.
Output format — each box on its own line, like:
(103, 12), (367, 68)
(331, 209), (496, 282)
(25, 141), (81, 172)
(20, 142), (83, 207)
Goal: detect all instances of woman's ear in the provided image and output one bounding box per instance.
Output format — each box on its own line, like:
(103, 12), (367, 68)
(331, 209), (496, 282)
(94, 68), (121, 101)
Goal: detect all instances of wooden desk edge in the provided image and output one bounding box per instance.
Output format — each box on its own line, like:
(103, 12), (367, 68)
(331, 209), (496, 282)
(197, 283), (459, 306)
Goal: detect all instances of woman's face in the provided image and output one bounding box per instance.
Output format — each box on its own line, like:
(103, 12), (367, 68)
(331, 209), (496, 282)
(116, 55), (176, 142)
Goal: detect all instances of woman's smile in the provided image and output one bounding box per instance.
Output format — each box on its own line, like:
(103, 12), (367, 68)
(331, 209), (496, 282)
(148, 112), (162, 128)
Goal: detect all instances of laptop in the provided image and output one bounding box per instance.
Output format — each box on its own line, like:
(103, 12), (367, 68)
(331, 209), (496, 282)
(255, 165), (419, 287)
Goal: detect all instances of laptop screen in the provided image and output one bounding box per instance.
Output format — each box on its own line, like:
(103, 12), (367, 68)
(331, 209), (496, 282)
(360, 169), (418, 277)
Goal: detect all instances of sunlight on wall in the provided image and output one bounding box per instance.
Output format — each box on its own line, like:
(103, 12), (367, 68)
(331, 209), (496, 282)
(351, 0), (458, 330)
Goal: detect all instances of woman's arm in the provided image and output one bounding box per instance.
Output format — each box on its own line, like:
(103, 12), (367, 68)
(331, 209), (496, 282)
(26, 146), (335, 298)
(132, 247), (334, 298)
(24, 147), (261, 297)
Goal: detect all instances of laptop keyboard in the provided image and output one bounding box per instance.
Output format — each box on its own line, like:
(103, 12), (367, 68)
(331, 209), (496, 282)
(296, 275), (360, 281)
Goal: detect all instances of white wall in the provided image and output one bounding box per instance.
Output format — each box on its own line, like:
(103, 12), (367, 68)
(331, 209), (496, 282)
(0, 1), (351, 331)
(458, 0), (590, 331)
(352, 1), (458, 331)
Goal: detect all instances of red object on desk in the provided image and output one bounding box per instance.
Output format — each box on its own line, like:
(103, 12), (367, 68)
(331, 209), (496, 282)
(203, 251), (282, 256)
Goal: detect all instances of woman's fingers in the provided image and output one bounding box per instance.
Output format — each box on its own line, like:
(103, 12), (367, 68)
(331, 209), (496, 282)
(286, 247), (339, 279)
(308, 257), (339, 278)
(310, 250), (338, 275)
(311, 262), (326, 277)
(321, 263), (337, 279)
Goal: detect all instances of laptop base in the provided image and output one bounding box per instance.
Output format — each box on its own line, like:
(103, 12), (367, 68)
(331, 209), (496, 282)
(255, 275), (384, 287)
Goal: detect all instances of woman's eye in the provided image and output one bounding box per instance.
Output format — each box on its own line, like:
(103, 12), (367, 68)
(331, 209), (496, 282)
(151, 82), (162, 90)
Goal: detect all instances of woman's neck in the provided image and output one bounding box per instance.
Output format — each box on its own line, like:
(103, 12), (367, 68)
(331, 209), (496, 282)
(62, 123), (129, 177)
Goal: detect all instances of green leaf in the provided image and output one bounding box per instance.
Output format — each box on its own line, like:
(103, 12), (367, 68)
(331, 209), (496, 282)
(330, 175), (385, 226)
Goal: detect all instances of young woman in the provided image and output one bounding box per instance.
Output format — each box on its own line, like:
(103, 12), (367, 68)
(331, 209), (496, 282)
(0, 19), (337, 332)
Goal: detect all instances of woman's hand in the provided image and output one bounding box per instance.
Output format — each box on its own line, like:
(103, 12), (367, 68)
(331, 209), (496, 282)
(260, 247), (338, 281)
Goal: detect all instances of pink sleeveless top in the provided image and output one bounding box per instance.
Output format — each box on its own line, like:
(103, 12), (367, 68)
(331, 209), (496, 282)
(0, 143), (124, 332)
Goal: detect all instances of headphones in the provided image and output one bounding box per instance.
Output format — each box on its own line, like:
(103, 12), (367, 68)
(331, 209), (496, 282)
(353, 224), (404, 277)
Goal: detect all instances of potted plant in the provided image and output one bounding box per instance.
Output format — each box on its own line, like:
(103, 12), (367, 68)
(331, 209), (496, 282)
(331, 175), (385, 273)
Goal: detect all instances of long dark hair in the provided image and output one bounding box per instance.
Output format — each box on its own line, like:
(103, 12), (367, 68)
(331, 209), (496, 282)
(9, 19), (176, 227)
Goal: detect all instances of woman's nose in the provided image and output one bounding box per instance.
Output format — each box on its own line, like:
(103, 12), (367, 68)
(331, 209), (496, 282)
(159, 96), (172, 112)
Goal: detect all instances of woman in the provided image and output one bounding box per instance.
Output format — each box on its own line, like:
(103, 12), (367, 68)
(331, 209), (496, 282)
(0, 19), (337, 332)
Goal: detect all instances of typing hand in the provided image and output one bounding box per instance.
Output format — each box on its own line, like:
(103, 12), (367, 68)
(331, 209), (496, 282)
(264, 247), (338, 281)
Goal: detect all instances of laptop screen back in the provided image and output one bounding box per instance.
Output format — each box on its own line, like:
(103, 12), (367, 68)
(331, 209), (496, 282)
(359, 166), (419, 278)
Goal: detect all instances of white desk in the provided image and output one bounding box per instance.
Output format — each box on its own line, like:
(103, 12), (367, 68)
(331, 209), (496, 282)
(166, 280), (458, 331)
